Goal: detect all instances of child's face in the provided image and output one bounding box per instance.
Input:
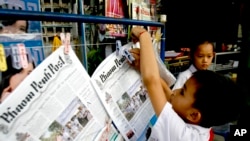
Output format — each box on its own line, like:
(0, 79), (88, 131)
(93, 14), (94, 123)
(1, 20), (27, 34)
(0, 62), (34, 103)
(171, 77), (200, 123)
(193, 43), (214, 70)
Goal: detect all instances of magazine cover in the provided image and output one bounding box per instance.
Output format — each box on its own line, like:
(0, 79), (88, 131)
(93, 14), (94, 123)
(0, 0), (42, 33)
(105, 0), (127, 37)
(130, 1), (158, 38)
(0, 0), (45, 66)
(0, 34), (44, 66)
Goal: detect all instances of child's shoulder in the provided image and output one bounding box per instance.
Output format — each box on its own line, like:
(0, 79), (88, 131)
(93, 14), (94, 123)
(178, 66), (194, 78)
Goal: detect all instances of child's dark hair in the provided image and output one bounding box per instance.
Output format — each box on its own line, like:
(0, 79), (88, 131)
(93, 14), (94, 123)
(1, 20), (29, 32)
(191, 70), (244, 128)
(189, 39), (215, 61)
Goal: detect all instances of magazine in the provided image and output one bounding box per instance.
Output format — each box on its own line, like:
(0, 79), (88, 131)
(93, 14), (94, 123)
(0, 0), (45, 66)
(0, 0), (42, 33)
(0, 42), (175, 141)
(105, 0), (127, 37)
(0, 34), (45, 66)
(130, 1), (158, 38)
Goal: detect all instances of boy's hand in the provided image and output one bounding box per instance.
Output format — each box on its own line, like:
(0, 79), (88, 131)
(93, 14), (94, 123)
(131, 27), (147, 43)
(128, 48), (140, 71)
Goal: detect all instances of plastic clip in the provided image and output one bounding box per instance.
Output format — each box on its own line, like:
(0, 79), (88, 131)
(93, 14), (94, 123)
(60, 33), (72, 64)
(115, 40), (135, 63)
(11, 45), (22, 69)
(123, 48), (135, 64)
(65, 33), (71, 55)
(17, 43), (28, 69)
(116, 40), (122, 56)
(60, 33), (71, 55)
(0, 44), (7, 71)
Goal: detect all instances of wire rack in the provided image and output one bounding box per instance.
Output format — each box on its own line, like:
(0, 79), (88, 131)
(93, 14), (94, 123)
(0, 8), (166, 70)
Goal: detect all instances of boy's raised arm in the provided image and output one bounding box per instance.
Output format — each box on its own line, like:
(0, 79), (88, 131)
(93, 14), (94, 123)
(131, 27), (172, 116)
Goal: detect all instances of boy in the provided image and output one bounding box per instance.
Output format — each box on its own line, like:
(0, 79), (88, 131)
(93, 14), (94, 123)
(129, 27), (243, 141)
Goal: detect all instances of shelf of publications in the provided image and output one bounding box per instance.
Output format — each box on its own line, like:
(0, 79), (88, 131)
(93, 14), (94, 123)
(212, 51), (241, 72)
(0, 9), (166, 69)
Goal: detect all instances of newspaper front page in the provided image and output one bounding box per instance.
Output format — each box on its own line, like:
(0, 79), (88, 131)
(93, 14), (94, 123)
(0, 46), (118, 141)
(91, 43), (156, 141)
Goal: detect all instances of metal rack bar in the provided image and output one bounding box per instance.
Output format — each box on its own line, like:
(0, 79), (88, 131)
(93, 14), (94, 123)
(0, 9), (166, 67)
(78, 0), (88, 70)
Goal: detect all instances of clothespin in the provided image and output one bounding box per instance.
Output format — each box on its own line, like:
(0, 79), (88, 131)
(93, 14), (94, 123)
(60, 33), (65, 46)
(60, 33), (73, 64)
(60, 33), (71, 55)
(0, 44), (7, 71)
(17, 43), (28, 69)
(65, 33), (71, 54)
(123, 48), (135, 64)
(25, 49), (33, 64)
(11, 45), (22, 69)
(116, 40), (122, 56)
(115, 40), (135, 63)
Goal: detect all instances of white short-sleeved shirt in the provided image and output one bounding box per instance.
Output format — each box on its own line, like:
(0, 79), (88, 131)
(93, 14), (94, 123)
(172, 64), (197, 90)
(148, 103), (214, 141)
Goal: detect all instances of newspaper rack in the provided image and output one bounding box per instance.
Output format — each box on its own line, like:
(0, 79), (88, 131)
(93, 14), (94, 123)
(0, 6), (168, 141)
(0, 8), (166, 70)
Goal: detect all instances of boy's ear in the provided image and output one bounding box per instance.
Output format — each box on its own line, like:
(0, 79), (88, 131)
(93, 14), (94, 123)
(186, 108), (201, 124)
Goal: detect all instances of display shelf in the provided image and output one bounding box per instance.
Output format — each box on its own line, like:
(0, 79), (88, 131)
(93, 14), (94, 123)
(0, 8), (165, 69)
(212, 51), (241, 72)
(165, 55), (190, 77)
(215, 51), (240, 56)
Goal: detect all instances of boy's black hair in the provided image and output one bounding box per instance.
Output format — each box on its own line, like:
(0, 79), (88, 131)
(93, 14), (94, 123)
(191, 70), (244, 128)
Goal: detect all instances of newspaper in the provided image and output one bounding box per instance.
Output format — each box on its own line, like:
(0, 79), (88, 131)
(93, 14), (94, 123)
(0, 46), (119, 141)
(0, 42), (175, 141)
(91, 42), (156, 141)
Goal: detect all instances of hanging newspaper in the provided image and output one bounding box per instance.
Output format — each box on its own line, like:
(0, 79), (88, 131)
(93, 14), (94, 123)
(0, 42), (175, 140)
(0, 46), (121, 141)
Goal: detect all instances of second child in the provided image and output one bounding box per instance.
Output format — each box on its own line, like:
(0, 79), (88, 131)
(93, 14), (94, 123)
(172, 40), (215, 90)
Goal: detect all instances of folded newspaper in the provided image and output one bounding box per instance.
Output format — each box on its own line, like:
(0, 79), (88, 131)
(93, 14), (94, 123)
(133, 41), (176, 87)
(0, 42), (175, 141)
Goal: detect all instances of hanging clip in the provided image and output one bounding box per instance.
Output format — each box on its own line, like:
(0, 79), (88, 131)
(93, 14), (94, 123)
(116, 40), (122, 56)
(17, 43), (28, 69)
(65, 33), (71, 55)
(123, 48), (135, 64)
(0, 44), (7, 71)
(60, 33), (72, 64)
(60, 33), (71, 55)
(25, 49), (33, 65)
(115, 40), (135, 63)
(11, 45), (22, 69)
(60, 33), (65, 45)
